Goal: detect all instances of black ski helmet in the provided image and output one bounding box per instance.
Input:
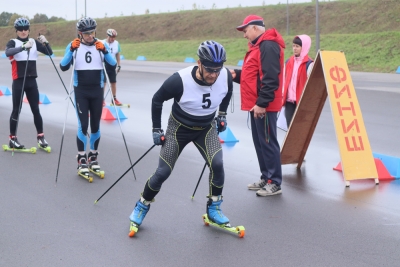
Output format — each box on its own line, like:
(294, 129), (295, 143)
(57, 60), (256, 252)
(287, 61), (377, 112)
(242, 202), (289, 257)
(197, 40), (226, 66)
(14, 17), (30, 29)
(76, 17), (97, 32)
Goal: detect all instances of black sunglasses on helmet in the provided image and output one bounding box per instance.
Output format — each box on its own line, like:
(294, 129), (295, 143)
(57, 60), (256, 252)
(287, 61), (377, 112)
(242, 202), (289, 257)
(202, 65), (222, 73)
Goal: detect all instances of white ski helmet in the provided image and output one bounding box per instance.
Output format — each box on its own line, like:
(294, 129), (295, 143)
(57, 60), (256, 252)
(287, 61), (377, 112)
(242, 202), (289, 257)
(107, 29), (117, 37)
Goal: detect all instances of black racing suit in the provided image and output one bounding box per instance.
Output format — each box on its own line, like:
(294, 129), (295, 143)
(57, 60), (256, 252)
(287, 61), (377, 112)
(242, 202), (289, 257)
(5, 37), (53, 136)
(142, 66), (233, 201)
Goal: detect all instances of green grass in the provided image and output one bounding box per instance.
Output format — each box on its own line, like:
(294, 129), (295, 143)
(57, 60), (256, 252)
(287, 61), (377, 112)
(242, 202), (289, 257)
(44, 0), (400, 73)
(52, 31), (400, 73)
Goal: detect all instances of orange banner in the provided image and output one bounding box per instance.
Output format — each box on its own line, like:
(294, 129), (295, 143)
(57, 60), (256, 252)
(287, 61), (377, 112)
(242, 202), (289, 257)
(321, 51), (377, 180)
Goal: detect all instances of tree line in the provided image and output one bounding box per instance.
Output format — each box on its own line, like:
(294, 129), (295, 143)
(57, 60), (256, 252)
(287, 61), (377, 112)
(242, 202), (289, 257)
(0, 12), (65, 27)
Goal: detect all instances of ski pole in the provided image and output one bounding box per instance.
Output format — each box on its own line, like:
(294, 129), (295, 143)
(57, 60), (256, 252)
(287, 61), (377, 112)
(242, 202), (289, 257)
(38, 33), (76, 108)
(94, 144), (156, 204)
(55, 51), (76, 183)
(40, 35), (91, 137)
(12, 49), (30, 156)
(191, 163), (207, 199)
(101, 50), (136, 180)
(191, 120), (222, 199)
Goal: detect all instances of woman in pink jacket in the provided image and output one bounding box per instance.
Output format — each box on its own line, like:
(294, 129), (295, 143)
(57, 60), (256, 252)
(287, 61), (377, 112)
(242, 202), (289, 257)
(282, 35), (314, 128)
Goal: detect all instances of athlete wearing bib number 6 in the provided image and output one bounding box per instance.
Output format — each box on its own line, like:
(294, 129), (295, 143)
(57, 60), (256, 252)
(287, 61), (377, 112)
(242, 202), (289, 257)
(128, 41), (234, 236)
(60, 17), (117, 177)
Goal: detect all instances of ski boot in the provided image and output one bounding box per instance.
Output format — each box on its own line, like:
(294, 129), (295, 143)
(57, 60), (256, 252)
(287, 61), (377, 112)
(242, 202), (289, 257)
(2, 135), (36, 153)
(129, 198), (151, 237)
(110, 97), (130, 108)
(88, 151), (105, 178)
(37, 134), (51, 153)
(77, 154), (92, 183)
(9, 135), (25, 149)
(112, 97), (122, 106)
(202, 196), (245, 238)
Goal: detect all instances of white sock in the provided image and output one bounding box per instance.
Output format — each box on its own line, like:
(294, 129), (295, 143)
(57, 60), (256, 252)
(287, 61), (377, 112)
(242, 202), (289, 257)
(140, 196), (151, 206)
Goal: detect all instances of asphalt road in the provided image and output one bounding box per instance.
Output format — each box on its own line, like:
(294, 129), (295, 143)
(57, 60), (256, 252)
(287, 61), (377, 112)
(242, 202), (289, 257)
(0, 57), (399, 266)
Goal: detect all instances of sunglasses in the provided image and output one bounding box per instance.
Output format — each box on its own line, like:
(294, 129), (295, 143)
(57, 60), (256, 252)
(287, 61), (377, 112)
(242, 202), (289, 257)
(16, 26), (29, 32)
(202, 65), (222, 73)
(82, 30), (95, 36)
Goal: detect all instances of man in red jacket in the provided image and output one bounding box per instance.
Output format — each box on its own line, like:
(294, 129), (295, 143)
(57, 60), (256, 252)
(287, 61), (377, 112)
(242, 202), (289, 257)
(231, 15), (285, 196)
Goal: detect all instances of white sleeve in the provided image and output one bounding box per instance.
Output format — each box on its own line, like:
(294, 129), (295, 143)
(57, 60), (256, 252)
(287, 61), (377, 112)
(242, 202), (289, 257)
(307, 62), (314, 78)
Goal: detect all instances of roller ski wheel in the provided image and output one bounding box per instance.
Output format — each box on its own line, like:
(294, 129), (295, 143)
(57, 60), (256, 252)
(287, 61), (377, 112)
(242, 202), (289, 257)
(89, 167), (105, 179)
(2, 145), (36, 154)
(202, 214), (245, 238)
(78, 171), (93, 183)
(128, 221), (139, 237)
(38, 144), (51, 153)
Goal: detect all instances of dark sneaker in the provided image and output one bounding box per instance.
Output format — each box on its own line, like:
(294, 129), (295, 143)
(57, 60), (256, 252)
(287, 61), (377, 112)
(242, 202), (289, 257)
(256, 182), (282, 197)
(247, 179), (267, 190)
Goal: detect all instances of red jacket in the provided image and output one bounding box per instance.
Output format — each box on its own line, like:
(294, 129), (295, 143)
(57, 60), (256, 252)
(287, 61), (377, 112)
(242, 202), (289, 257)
(282, 55), (312, 105)
(237, 28), (285, 112)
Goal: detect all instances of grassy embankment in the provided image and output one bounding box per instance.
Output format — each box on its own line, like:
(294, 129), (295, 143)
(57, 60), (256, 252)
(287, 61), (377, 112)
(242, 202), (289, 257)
(1, 0), (399, 72)
(115, 32), (400, 73)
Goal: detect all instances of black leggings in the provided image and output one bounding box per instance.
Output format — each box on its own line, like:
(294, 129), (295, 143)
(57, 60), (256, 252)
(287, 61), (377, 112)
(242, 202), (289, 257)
(142, 115), (225, 201)
(10, 78), (43, 136)
(74, 86), (103, 151)
(285, 101), (297, 128)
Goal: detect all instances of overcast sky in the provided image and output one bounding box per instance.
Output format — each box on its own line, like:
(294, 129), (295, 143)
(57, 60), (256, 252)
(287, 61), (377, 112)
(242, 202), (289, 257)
(1, 0), (317, 20)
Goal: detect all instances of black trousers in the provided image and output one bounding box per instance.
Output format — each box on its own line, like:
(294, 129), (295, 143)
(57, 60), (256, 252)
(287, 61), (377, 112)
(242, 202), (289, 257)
(142, 115), (224, 201)
(285, 101), (297, 128)
(10, 77), (43, 136)
(250, 111), (282, 185)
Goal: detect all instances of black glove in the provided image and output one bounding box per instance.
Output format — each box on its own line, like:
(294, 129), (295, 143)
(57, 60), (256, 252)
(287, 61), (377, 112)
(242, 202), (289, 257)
(216, 115), (227, 132)
(117, 65), (121, 72)
(152, 128), (165, 146)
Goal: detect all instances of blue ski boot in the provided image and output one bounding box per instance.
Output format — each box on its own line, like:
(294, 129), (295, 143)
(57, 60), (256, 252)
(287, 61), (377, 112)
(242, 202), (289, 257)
(129, 198), (151, 237)
(207, 196), (230, 225)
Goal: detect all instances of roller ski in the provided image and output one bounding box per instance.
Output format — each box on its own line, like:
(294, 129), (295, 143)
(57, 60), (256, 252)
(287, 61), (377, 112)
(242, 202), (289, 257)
(2, 136), (36, 154)
(88, 151), (105, 178)
(128, 198), (151, 237)
(37, 134), (51, 153)
(202, 196), (245, 238)
(110, 98), (130, 108)
(77, 154), (93, 183)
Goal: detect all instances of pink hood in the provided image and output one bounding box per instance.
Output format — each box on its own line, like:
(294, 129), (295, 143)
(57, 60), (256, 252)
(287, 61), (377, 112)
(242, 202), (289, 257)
(296, 34), (311, 60)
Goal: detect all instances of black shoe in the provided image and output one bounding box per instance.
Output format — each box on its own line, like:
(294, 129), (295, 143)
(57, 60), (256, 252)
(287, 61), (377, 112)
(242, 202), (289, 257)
(9, 135), (25, 149)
